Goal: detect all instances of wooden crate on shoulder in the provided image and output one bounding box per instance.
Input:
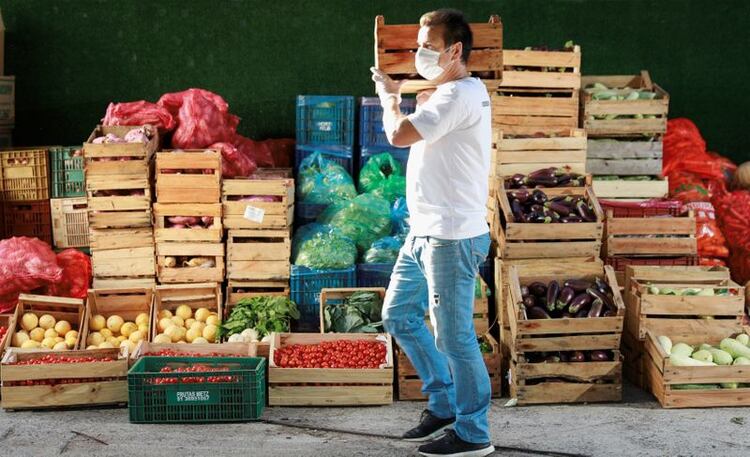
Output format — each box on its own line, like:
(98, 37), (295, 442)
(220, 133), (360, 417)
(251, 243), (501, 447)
(152, 283), (223, 341)
(155, 150), (221, 203)
(4, 294), (85, 352)
(268, 332), (393, 406)
(50, 197), (90, 249)
(1, 347), (128, 410)
(374, 15), (503, 94)
(83, 125), (159, 176)
(153, 203), (222, 242)
(491, 128), (587, 180)
(83, 288), (155, 350)
(156, 242), (224, 284)
(491, 88), (579, 137)
(397, 334), (502, 400)
(222, 177), (294, 230)
(227, 229), (291, 281)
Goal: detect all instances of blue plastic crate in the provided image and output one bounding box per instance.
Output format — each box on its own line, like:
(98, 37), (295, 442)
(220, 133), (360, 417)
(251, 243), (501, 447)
(290, 265), (356, 332)
(356, 263), (395, 289)
(295, 144), (354, 178)
(294, 202), (328, 227)
(359, 97), (417, 149)
(359, 146), (410, 172)
(296, 95), (355, 146)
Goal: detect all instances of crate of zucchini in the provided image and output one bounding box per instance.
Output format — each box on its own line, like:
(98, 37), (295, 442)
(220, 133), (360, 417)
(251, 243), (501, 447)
(506, 263), (625, 405)
(589, 138), (668, 199)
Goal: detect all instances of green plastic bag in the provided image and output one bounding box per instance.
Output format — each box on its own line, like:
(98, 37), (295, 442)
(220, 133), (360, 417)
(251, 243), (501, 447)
(364, 236), (403, 264)
(318, 193), (392, 253)
(298, 151), (356, 204)
(292, 223), (357, 269)
(358, 152), (406, 203)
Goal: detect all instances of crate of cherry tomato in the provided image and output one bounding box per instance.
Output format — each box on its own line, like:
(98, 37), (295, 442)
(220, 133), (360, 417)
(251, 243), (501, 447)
(268, 332), (393, 406)
(128, 356), (266, 423)
(1, 348), (128, 410)
(131, 341), (257, 360)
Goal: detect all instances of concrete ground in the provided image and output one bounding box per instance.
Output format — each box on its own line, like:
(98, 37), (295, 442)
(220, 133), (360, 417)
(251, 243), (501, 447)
(0, 383), (749, 457)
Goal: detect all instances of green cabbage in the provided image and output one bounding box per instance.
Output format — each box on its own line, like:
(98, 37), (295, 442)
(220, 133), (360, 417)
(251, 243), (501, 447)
(318, 193), (392, 253)
(292, 223), (357, 269)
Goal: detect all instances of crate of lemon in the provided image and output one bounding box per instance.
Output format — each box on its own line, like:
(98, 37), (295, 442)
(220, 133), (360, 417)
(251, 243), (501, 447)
(151, 283), (223, 345)
(82, 288), (155, 354)
(6, 294), (85, 351)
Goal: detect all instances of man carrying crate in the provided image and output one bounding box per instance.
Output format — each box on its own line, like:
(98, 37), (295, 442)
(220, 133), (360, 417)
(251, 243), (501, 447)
(371, 8), (493, 457)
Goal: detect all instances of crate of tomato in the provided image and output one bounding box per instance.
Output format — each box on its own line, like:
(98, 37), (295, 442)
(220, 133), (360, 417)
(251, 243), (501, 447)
(268, 332), (393, 406)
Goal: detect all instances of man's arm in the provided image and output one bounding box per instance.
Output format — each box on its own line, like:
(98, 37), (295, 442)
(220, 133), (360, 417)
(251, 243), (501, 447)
(371, 67), (423, 147)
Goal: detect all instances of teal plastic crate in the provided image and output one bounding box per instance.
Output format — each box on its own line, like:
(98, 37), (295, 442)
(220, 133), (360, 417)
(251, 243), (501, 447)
(128, 356), (265, 423)
(291, 265), (356, 332)
(296, 95), (355, 146)
(50, 146), (85, 198)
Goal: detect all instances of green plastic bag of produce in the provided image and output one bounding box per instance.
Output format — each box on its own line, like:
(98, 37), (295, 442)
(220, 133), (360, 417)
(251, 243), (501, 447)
(298, 151), (356, 204)
(358, 152), (406, 203)
(318, 193), (393, 252)
(292, 223), (357, 269)
(364, 236), (403, 264)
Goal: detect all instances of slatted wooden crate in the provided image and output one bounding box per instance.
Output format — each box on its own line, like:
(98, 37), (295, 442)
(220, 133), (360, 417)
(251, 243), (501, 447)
(156, 242), (224, 284)
(623, 266), (745, 342)
(83, 288), (155, 349)
(226, 229), (291, 281)
(4, 294), (85, 352)
(226, 280), (290, 306)
(490, 186), (604, 259)
(592, 177), (669, 200)
(604, 209), (697, 258)
(153, 203), (222, 243)
(155, 150), (221, 203)
(582, 71), (669, 138)
(491, 88), (579, 136)
(587, 139), (663, 176)
(319, 288), (386, 333)
(1, 347), (128, 410)
(643, 321), (750, 408)
(0, 313), (18, 354)
(374, 15), (503, 93)
(152, 283), (223, 341)
(86, 174), (152, 229)
(506, 264), (625, 405)
(397, 334), (502, 400)
(222, 177), (294, 230)
(90, 227), (156, 288)
(491, 128), (587, 179)
(131, 341), (256, 360)
(83, 125), (159, 176)
(500, 45), (581, 89)
(51, 197), (90, 249)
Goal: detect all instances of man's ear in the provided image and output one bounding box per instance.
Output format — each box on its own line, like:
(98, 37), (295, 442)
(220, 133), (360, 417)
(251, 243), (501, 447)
(451, 42), (463, 63)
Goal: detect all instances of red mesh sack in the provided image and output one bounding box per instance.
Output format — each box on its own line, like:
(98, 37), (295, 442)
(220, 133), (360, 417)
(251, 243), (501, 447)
(102, 100), (176, 133)
(158, 88), (230, 117)
(263, 138), (295, 168)
(233, 135), (275, 168)
(158, 89), (240, 149)
(0, 237), (64, 313)
(713, 189), (750, 250)
(45, 249), (92, 299)
(209, 142), (257, 178)
(682, 202), (729, 261)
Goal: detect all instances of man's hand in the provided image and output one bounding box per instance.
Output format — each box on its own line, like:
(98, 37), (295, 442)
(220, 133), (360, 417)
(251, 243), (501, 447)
(371, 67), (404, 105)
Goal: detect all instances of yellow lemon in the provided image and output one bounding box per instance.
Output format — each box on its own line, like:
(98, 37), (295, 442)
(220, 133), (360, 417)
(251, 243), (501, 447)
(153, 334), (172, 344)
(12, 330), (29, 347)
(42, 337), (57, 349)
(170, 316), (185, 329)
(106, 315), (124, 333)
(21, 340), (42, 349)
(202, 324), (218, 343)
(54, 320), (72, 336)
(21, 313), (39, 331)
(129, 330), (145, 343)
(65, 330), (78, 340)
(29, 327), (46, 343)
(138, 323), (149, 334)
(38, 314), (56, 330)
(185, 327), (201, 343)
(135, 313), (149, 326)
(165, 326), (182, 343)
(184, 318), (196, 329)
(120, 322), (138, 338)
(89, 314), (106, 331)
(99, 328), (113, 339)
(175, 305), (192, 320)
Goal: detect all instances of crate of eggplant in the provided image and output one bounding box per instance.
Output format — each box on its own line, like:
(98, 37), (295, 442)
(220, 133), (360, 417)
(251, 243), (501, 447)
(491, 176), (604, 260)
(507, 263), (625, 405)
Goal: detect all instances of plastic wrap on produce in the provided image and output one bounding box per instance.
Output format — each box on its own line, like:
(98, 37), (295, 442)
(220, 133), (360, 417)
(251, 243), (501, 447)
(317, 193), (392, 252)
(298, 151), (356, 204)
(358, 152), (406, 203)
(233, 135), (275, 168)
(159, 88), (239, 149)
(292, 223), (357, 270)
(364, 236), (403, 264)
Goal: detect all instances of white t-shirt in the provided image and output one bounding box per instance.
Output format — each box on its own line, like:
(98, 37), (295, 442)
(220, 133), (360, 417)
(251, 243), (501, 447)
(406, 76), (491, 240)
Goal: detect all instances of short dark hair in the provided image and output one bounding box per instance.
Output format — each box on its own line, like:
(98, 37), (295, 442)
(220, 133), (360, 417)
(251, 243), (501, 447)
(420, 9), (473, 64)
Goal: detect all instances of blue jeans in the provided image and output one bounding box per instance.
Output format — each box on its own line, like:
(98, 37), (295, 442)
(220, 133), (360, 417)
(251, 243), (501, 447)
(382, 232), (492, 444)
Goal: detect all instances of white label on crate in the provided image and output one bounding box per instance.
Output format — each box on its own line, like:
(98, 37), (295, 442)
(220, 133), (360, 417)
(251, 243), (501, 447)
(316, 121), (333, 132)
(244, 205), (265, 223)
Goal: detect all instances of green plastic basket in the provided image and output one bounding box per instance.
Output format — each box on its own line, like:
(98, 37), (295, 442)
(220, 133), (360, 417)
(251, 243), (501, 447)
(50, 146), (85, 198)
(128, 356), (265, 423)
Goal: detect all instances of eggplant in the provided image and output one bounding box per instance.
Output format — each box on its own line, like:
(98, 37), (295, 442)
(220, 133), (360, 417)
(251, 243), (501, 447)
(589, 351), (611, 362)
(529, 203), (544, 213)
(576, 201), (597, 222)
(527, 307), (551, 319)
(602, 309), (615, 317)
(522, 295), (536, 309)
(528, 282), (547, 297)
(528, 175), (559, 187)
(546, 281), (560, 312)
(511, 199), (525, 222)
(564, 279), (593, 292)
(561, 311), (573, 318)
(531, 189), (548, 205)
(529, 167), (557, 180)
(569, 351), (586, 363)
(556, 175), (572, 187)
(568, 293), (593, 314)
(546, 201), (571, 217)
(595, 277), (613, 296)
(559, 352), (570, 363)
(587, 287), (617, 313)
(575, 306), (591, 318)
(510, 189), (530, 202)
(560, 215), (583, 223)
(551, 195), (569, 203)
(528, 213), (552, 223)
(521, 285), (530, 297)
(556, 286), (576, 309)
(588, 299), (604, 318)
(510, 173), (525, 188)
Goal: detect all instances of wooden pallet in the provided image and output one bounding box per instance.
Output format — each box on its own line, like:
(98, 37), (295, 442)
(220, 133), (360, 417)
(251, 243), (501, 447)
(82, 288), (155, 348)
(268, 332), (394, 406)
(604, 209), (697, 258)
(4, 295), (85, 352)
(587, 139), (663, 176)
(83, 125), (159, 176)
(500, 46), (581, 89)
(152, 283), (223, 341)
(491, 88), (579, 136)
(396, 334), (503, 400)
(222, 177), (294, 230)
(50, 197), (90, 249)
(319, 288), (386, 333)
(155, 150), (221, 203)
(582, 71), (669, 138)
(156, 242), (224, 284)
(623, 266), (745, 342)
(491, 128), (587, 179)
(374, 15), (503, 94)
(491, 186), (604, 259)
(226, 229), (291, 281)
(643, 321), (750, 408)
(592, 177), (669, 200)
(153, 203), (222, 243)
(1, 348), (128, 410)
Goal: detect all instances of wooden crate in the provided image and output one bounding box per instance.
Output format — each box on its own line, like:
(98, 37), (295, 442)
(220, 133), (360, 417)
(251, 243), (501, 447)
(582, 71), (669, 138)
(86, 174), (151, 229)
(222, 177), (294, 230)
(153, 203), (222, 242)
(89, 226), (154, 251)
(4, 294), (85, 352)
(152, 283), (223, 341)
(592, 177), (669, 200)
(1, 347), (128, 410)
(623, 266), (745, 342)
(226, 280), (290, 307)
(319, 288), (386, 333)
(499, 45), (581, 89)
(51, 197), (90, 249)
(491, 128), (587, 178)
(622, 329), (647, 388)
(0, 313), (18, 355)
(131, 341), (256, 360)
(156, 242), (225, 284)
(82, 288), (155, 348)
(268, 332), (393, 406)
(491, 88), (579, 136)
(93, 277), (156, 289)
(374, 15), (503, 93)
(396, 334), (502, 400)
(226, 229), (291, 281)
(605, 210), (696, 257)
(83, 125), (159, 176)
(491, 186), (604, 259)
(643, 321), (750, 408)
(92, 245), (156, 280)
(155, 150), (221, 203)
(587, 139), (663, 176)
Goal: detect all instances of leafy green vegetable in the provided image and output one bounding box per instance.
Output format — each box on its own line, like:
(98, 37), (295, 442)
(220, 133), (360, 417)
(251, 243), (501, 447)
(298, 151), (357, 205)
(324, 291), (383, 333)
(219, 296), (300, 340)
(318, 193), (392, 253)
(292, 223), (358, 269)
(478, 337), (492, 354)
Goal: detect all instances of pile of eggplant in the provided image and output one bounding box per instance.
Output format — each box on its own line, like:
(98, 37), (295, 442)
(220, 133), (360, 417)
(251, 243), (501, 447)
(521, 277), (618, 319)
(504, 167), (585, 190)
(526, 350), (615, 364)
(508, 189), (596, 223)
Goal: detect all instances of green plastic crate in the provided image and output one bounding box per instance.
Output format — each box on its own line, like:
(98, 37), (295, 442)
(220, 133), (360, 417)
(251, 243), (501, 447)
(50, 146), (85, 198)
(128, 356), (265, 423)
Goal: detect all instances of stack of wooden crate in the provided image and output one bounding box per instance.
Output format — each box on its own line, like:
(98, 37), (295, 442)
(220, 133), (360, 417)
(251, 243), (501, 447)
(154, 150), (224, 284)
(1, 147), (52, 244)
(581, 71), (670, 200)
(49, 146), (89, 251)
(223, 168), (294, 308)
(83, 125), (158, 288)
